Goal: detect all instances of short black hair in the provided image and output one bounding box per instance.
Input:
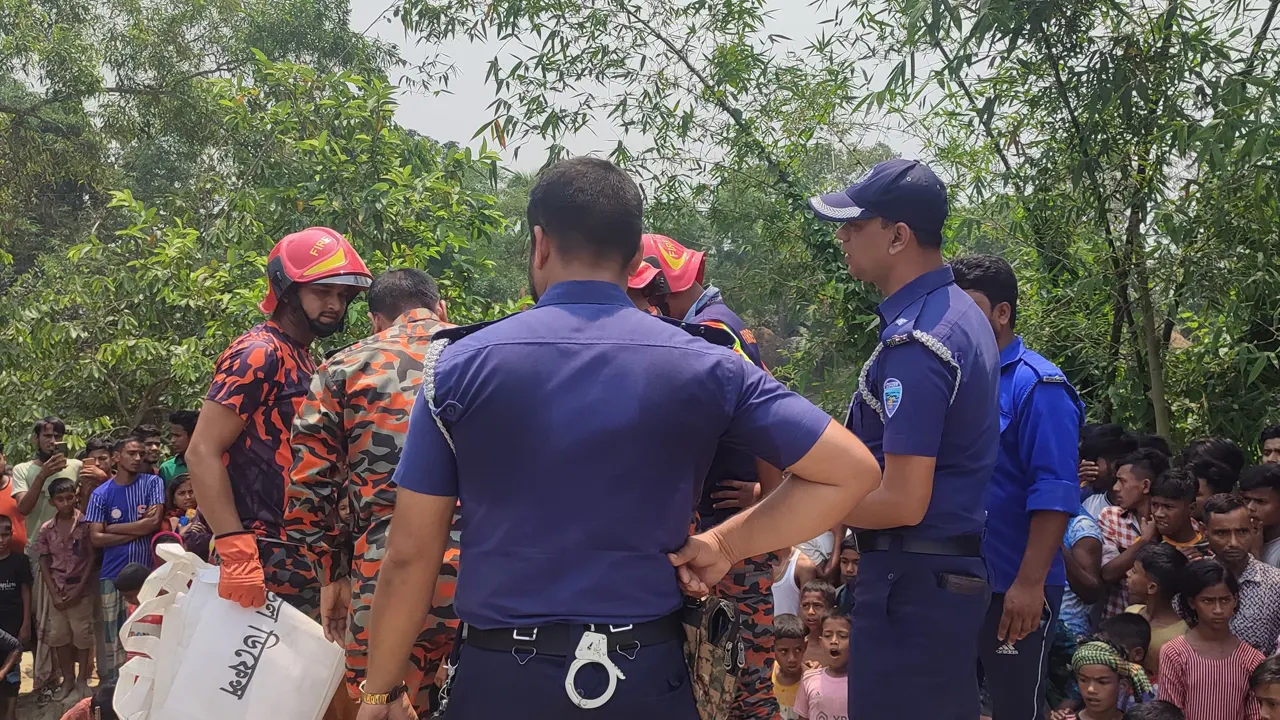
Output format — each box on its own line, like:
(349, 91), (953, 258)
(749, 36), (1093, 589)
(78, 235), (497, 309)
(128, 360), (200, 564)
(168, 410), (199, 436)
(93, 679), (118, 720)
(950, 254), (1019, 328)
(81, 437), (112, 459)
(772, 613), (808, 641)
(115, 563), (153, 594)
(33, 416), (66, 437)
(526, 157), (643, 270)
(1123, 700), (1184, 720)
(1183, 436), (1246, 477)
(1177, 558), (1239, 626)
(1150, 468), (1198, 503)
(1201, 492), (1249, 523)
(0, 516), (13, 532)
(367, 268), (441, 319)
(1098, 613), (1151, 654)
(840, 534), (858, 552)
(47, 477), (76, 498)
(1136, 543), (1188, 598)
(1250, 653), (1280, 691)
(1261, 425), (1280, 447)
(1117, 448), (1171, 483)
(1136, 434), (1173, 458)
(1080, 424), (1138, 464)
(818, 609), (852, 631)
(113, 436), (145, 454)
(1239, 464), (1280, 496)
(800, 579), (837, 607)
(1189, 457), (1238, 495)
(131, 424), (162, 440)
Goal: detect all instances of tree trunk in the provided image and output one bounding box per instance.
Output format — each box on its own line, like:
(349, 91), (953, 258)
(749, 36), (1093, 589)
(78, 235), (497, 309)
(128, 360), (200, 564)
(1124, 201), (1171, 438)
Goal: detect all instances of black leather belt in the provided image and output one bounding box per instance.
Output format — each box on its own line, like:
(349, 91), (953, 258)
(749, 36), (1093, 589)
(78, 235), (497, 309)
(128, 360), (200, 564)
(465, 611), (684, 658)
(855, 530), (983, 557)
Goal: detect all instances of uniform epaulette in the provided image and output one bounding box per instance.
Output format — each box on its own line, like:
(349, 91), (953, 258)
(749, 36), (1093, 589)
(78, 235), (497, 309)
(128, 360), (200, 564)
(432, 315), (514, 343)
(657, 316), (736, 348)
(323, 341), (358, 361)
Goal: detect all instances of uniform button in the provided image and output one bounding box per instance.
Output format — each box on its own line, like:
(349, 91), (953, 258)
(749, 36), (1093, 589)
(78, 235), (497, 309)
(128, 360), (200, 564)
(887, 573), (895, 580)
(438, 400), (463, 421)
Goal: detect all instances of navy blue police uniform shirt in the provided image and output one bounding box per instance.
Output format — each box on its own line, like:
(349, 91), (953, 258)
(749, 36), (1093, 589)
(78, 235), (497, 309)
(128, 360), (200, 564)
(984, 337), (1084, 594)
(687, 293), (770, 531)
(393, 280), (833, 630)
(845, 265), (1000, 540)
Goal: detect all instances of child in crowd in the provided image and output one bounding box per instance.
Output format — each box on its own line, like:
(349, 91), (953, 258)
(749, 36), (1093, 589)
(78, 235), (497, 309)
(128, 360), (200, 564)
(0, 627), (19, 720)
(1100, 449), (1170, 617)
(771, 613), (808, 720)
(1097, 614), (1157, 709)
(115, 562), (152, 611)
(795, 611), (849, 720)
(166, 474), (198, 534)
(1239, 464), (1280, 567)
(0, 516), (29, 720)
(1063, 638), (1155, 720)
(1157, 559), (1263, 719)
(1125, 543), (1189, 680)
(798, 580), (836, 666)
(36, 477), (94, 699)
(1124, 700), (1185, 720)
(1252, 655), (1280, 720)
(834, 535), (858, 614)
(1149, 470), (1210, 558)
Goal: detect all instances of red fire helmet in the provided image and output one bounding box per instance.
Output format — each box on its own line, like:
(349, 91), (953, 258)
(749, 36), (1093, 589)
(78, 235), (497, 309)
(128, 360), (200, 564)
(626, 234), (705, 293)
(260, 227), (373, 314)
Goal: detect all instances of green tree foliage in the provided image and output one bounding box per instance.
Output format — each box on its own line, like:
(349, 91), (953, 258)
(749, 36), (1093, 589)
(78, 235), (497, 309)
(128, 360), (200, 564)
(0, 57), (509, 457)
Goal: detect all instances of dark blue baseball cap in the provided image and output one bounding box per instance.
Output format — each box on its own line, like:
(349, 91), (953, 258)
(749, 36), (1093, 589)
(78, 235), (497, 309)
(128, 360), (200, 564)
(808, 159), (949, 244)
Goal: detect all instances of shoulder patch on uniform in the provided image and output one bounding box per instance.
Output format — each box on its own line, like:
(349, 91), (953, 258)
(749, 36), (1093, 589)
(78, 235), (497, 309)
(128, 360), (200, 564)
(432, 315), (513, 343)
(883, 378), (903, 418)
(1042, 375), (1067, 383)
(658, 316), (736, 348)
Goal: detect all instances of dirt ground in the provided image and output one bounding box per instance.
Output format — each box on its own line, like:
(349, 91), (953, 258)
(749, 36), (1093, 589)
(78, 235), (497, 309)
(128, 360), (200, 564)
(17, 651), (93, 720)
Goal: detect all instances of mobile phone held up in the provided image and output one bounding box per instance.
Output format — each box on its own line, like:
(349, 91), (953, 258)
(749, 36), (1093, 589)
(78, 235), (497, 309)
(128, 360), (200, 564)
(54, 441), (69, 457)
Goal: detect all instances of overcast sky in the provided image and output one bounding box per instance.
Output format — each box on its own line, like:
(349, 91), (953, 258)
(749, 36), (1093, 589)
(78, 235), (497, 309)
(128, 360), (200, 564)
(349, 0), (921, 171)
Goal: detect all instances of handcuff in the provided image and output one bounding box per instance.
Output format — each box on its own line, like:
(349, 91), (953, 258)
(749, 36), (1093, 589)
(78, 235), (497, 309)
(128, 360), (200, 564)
(563, 630), (627, 709)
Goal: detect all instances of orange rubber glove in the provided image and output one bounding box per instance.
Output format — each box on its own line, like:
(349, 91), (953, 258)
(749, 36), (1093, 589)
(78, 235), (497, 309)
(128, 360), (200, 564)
(214, 531), (268, 608)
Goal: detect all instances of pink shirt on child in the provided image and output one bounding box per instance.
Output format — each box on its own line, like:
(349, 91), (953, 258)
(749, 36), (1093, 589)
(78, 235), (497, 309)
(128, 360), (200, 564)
(794, 667), (848, 720)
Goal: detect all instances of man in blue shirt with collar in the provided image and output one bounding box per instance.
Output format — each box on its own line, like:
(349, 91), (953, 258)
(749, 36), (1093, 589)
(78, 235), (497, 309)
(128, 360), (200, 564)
(953, 254), (1083, 720)
(356, 157), (883, 720)
(810, 159), (1001, 719)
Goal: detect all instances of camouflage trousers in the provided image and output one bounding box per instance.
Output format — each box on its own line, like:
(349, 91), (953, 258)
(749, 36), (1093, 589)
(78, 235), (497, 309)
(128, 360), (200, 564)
(344, 515), (461, 717)
(715, 552), (781, 720)
(259, 537), (323, 621)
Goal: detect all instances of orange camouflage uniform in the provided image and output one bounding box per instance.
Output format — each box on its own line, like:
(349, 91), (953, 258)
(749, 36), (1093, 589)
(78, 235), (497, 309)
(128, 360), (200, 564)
(284, 309), (460, 715)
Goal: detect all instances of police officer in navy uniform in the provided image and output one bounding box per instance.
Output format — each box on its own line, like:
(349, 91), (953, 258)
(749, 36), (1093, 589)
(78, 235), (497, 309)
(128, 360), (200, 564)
(952, 255), (1083, 720)
(809, 159), (1001, 720)
(355, 157), (883, 720)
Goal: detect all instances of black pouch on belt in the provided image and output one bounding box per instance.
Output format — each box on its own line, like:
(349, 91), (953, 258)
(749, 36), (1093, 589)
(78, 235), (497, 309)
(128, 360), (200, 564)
(682, 596), (744, 720)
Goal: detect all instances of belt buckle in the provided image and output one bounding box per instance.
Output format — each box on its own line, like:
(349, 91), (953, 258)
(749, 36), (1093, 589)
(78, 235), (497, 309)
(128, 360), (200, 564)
(564, 631), (627, 709)
(511, 628), (538, 665)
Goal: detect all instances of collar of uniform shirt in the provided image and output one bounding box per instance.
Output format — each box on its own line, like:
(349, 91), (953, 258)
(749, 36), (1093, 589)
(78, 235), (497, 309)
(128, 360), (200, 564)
(874, 264), (956, 328)
(535, 279), (634, 308)
(394, 307), (441, 327)
(999, 335), (1026, 369)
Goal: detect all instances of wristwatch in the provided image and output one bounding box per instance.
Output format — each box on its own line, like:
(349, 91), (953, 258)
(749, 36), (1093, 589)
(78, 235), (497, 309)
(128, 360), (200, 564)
(358, 681), (407, 706)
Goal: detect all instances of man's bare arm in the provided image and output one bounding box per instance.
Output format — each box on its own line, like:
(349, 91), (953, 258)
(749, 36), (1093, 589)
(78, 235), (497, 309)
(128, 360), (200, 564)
(362, 489), (454, 694)
(187, 400), (249, 536)
(843, 453), (935, 529)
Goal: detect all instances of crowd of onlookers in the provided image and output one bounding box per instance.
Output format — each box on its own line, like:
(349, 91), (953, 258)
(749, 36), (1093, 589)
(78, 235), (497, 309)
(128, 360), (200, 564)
(764, 423), (1280, 720)
(7, 413), (1280, 720)
(0, 413), (202, 720)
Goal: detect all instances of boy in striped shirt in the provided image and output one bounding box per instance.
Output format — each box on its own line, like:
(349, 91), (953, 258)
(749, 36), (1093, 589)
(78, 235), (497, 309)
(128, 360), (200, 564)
(85, 436), (165, 683)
